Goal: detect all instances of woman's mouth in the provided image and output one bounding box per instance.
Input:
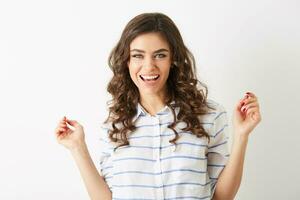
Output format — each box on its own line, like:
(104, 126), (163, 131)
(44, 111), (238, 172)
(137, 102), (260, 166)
(139, 74), (160, 82)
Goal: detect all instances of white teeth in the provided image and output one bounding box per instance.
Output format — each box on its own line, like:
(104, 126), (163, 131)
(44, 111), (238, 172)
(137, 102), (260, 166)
(141, 75), (159, 80)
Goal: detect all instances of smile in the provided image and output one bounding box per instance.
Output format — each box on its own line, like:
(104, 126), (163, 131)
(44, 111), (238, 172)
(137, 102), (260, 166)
(139, 75), (160, 81)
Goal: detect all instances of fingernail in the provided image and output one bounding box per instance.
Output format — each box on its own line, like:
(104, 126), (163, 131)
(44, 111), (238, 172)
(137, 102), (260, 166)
(244, 93), (250, 98)
(246, 92), (252, 97)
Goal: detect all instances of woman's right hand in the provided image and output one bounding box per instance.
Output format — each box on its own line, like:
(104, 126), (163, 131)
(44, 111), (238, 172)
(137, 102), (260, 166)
(55, 116), (86, 151)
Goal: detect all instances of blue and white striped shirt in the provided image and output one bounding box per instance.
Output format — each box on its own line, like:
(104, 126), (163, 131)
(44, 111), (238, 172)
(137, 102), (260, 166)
(98, 99), (229, 200)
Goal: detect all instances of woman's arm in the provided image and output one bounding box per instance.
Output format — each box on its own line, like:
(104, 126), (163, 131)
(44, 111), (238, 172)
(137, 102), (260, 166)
(70, 142), (112, 200)
(213, 92), (261, 200)
(212, 134), (248, 200)
(55, 117), (112, 200)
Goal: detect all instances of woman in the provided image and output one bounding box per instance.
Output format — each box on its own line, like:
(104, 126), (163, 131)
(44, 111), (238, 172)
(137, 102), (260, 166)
(55, 12), (261, 200)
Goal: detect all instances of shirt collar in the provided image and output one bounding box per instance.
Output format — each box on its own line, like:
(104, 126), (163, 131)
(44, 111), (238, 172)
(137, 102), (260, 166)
(132, 100), (177, 123)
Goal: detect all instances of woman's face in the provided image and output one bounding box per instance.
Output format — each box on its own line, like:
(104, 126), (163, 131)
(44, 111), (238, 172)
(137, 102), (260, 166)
(127, 32), (172, 98)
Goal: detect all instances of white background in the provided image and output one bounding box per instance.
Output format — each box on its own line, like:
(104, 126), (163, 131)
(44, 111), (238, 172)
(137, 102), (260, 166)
(0, 0), (299, 199)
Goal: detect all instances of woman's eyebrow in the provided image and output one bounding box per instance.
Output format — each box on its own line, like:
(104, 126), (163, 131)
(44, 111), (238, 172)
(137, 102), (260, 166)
(130, 48), (169, 53)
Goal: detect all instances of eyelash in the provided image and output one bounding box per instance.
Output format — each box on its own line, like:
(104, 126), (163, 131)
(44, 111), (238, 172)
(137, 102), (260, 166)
(131, 54), (166, 59)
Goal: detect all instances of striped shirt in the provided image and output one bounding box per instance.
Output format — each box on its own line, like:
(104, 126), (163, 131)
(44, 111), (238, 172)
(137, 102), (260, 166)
(98, 99), (229, 200)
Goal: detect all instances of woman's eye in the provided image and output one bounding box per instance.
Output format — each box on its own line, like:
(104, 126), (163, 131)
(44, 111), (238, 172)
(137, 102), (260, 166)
(131, 54), (166, 59)
(132, 54), (143, 58)
(155, 54), (166, 58)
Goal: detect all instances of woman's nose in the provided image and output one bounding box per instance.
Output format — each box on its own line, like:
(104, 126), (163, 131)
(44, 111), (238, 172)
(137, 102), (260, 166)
(143, 57), (156, 68)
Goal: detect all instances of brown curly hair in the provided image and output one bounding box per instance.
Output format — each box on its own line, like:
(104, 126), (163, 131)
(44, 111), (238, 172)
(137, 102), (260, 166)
(104, 12), (216, 151)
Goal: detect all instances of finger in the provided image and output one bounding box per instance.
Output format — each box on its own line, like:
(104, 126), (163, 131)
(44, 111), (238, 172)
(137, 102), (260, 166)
(240, 98), (255, 105)
(244, 106), (259, 116)
(245, 91), (257, 98)
(238, 100), (250, 111)
(245, 107), (260, 118)
(55, 126), (61, 134)
(59, 117), (68, 125)
(66, 119), (81, 127)
(239, 94), (253, 106)
(57, 132), (66, 140)
(241, 101), (258, 110)
(56, 124), (67, 132)
(240, 92), (259, 103)
(60, 117), (67, 122)
(241, 92), (258, 104)
(59, 121), (67, 127)
(240, 98), (258, 108)
(55, 127), (67, 135)
(241, 102), (258, 113)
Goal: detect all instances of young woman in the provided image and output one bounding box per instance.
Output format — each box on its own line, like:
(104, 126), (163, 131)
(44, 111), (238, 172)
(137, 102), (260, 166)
(55, 12), (261, 200)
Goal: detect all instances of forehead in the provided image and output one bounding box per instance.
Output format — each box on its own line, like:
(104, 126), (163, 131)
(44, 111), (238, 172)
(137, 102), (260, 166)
(129, 32), (170, 52)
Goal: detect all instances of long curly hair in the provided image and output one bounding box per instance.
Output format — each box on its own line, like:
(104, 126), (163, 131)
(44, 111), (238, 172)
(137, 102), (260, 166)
(104, 12), (216, 151)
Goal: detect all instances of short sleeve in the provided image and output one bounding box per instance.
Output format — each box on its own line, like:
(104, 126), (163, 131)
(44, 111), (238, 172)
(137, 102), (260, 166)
(98, 125), (115, 190)
(207, 103), (230, 197)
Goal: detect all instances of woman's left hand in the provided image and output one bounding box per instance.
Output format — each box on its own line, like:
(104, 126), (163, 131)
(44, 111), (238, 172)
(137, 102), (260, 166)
(232, 92), (262, 137)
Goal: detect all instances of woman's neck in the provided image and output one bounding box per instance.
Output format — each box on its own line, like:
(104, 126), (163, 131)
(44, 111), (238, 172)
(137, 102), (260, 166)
(139, 93), (167, 116)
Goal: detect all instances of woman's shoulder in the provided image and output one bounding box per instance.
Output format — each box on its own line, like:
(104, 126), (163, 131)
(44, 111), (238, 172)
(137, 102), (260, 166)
(99, 119), (125, 140)
(206, 98), (226, 113)
(206, 99), (228, 137)
(100, 117), (123, 131)
(200, 98), (228, 128)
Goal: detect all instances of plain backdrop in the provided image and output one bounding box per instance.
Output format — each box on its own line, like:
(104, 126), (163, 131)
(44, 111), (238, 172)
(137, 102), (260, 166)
(0, 0), (299, 199)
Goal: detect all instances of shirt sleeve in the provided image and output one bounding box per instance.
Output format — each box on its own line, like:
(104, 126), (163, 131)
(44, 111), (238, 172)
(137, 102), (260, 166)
(98, 125), (114, 190)
(207, 103), (230, 197)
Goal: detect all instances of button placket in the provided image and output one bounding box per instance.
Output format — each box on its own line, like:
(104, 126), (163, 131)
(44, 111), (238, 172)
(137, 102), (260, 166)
(152, 115), (164, 200)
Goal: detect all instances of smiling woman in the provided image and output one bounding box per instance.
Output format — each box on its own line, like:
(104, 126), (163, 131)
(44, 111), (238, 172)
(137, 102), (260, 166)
(127, 32), (172, 104)
(105, 13), (214, 147)
(55, 12), (261, 200)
